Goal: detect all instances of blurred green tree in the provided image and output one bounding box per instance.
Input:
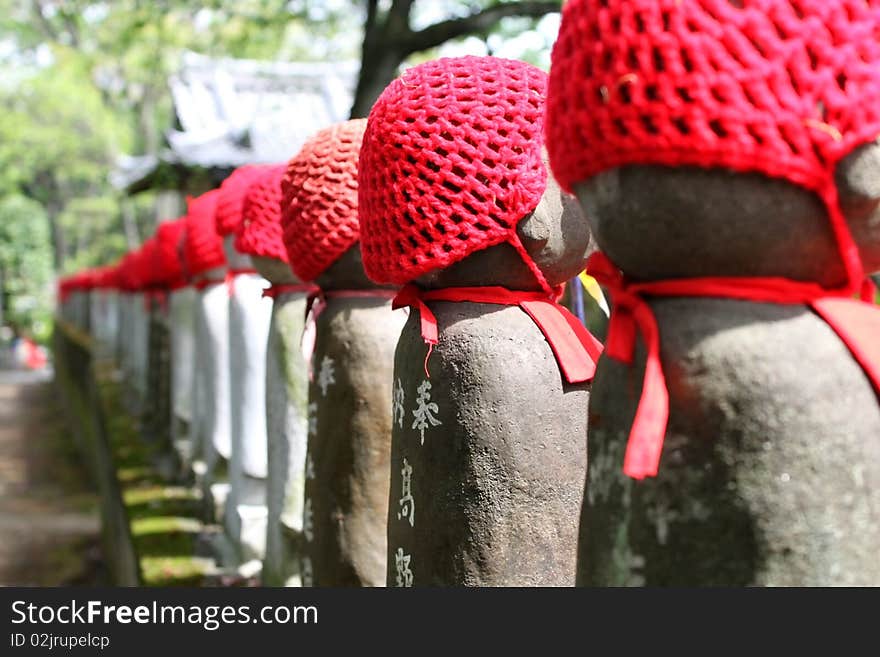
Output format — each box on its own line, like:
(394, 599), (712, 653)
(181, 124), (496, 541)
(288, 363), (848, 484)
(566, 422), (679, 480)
(0, 0), (559, 332)
(0, 194), (53, 339)
(0, 54), (130, 271)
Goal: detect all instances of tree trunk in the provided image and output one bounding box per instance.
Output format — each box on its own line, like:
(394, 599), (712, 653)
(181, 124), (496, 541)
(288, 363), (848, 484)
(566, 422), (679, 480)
(348, 0), (561, 118)
(46, 206), (66, 272)
(0, 265), (5, 329)
(350, 47), (406, 118)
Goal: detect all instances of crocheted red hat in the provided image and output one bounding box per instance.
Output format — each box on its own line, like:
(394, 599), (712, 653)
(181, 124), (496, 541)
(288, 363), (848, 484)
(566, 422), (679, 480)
(115, 253), (133, 293)
(215, 165), (272, 237)
(358, 56), (549, 286)
(546, 0), (880, 293)
(183, 190), (226, 278)
(137, 238), (160, 289)
(89, 265), (110, 290)
(281, 119), (367, 282)
(95, 264), (121, 290)
(154, 218), (187, 288)
(124, 249), (149, 292)
(61, 269), (97, 295)
(235, 164), (288, 262)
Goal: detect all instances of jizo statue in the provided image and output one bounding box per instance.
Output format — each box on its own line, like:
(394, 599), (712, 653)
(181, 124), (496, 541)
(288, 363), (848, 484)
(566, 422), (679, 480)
(157, 218), (198, 470)
(547, 0), (880, 585)
(216, 166), (275, 561)
(182, 189), (232, 523)
(281, 120), (404, 586)
(234, 163), (315, 585)
(359, 56), (603, 586)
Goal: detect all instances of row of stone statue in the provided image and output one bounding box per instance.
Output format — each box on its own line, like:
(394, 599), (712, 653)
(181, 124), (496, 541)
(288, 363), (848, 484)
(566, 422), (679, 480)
(58, 0), (880, 585)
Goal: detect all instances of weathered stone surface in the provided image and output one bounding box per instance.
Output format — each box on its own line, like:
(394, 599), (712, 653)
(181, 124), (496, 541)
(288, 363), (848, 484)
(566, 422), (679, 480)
(303, 246), (403, 587)
(169, 287), (196, 466)
(390, 304), (588, 586)
(262, 290), (309, 586)
(254, 255), (311, 587)
(222, 237), (272, 560)
(129, 293), (150, 410)
(89, 289), (119, 358)
(191, 269), (231, 522)
(571, 139), (880, 586)
(144, 299), (172, 454)
(387, 173), (593, 587)
(115, 293), (132, 368)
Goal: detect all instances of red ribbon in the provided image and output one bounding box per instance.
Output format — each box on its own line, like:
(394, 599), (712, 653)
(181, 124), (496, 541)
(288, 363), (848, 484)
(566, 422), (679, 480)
(306, 289), (399, 322)
(586, 251), (880, 481)
(392, 284), (603, 383)
(262, 283), (320, 299)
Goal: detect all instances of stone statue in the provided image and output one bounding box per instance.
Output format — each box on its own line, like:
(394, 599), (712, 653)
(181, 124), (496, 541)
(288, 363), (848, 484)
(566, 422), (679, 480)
(281, 120), (404, 586)
(546, 0), (880, 585)
(359, 56), (602, 586)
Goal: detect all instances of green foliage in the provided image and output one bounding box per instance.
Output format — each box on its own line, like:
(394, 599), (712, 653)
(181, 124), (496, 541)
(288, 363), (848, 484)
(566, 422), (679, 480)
(0, 0), (553, 335)
(0, 194), (53, 339)
(58, 196), (128, 274)
(0, 54), (129, 202)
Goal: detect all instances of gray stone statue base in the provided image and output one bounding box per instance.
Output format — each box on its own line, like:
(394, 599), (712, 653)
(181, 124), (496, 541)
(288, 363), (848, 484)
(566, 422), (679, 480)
(191, 275), (231, 524)
(583, 298), (880, 586)
(389, 302), (588, 586)
(263, 290), (310, 586)
(169, 287), (196, 469)
(302, 297), (405, 586)
(224, 271), (273, 561)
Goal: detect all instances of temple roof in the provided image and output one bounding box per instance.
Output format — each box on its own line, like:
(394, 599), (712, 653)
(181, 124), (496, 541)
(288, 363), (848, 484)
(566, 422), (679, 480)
(111, 51), (357, 193)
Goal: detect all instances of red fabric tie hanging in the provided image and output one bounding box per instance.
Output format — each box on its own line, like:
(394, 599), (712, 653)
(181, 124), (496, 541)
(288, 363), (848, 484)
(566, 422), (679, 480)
(392, 284), (603, 383)
(587, 251), (880, 481)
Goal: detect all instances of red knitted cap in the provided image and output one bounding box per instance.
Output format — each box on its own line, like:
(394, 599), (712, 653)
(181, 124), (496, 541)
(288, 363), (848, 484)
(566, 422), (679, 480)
(183, 190), (226, 278)
(118, 249), (145, 292)
(547, 0), (880, 292)
(138, 238), (160, 289)
(116, 253), (133, 292)
(358, 56), (549, 286)
(235, 164), (288, 262)
(90, 265), (116, 290)
(59, 270), (96, 301)
(101, 264), (122, 290)
(215, 165), (272, 237)
(154, 218), (187, 288)
(281, 119), (367, 282)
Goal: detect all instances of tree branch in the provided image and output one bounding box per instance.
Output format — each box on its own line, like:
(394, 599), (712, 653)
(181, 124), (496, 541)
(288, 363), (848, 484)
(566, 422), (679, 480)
(365, 0), (380, 33)
(30, 0), (61, 43)
(58, 9), (82, 48)
(401, 0), (560, 55)
(388, 0), (416, 30)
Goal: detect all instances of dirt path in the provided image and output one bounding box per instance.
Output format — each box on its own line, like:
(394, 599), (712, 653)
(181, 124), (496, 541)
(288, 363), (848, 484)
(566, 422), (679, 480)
(0, 367), (104, 585)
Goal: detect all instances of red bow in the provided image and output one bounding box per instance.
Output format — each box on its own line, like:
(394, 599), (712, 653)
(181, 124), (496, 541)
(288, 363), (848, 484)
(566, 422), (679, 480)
(586, 251), (880, 480)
